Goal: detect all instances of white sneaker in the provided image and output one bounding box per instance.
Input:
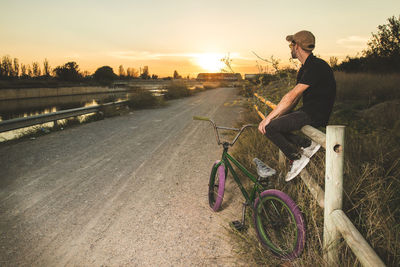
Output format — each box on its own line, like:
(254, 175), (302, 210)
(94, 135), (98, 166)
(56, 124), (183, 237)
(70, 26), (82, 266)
(302, 140), (321, 158)
(285, 155), (310, 182)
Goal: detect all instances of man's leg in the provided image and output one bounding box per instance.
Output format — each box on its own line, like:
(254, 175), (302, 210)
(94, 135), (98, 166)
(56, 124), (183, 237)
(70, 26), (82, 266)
(264, 111), (312, 161)
(283, 132), (311, 148)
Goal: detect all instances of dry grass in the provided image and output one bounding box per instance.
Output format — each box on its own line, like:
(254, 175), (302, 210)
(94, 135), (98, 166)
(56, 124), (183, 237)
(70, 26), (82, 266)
(127, 88), (165, 109)
(335, 72), (400, 105)
(164, 81), (192, 99)
(228, 72), (400, 266)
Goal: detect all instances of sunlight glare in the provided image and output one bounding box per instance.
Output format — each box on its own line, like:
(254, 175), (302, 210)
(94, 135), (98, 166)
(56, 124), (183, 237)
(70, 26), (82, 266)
(195, 53), (225, 72)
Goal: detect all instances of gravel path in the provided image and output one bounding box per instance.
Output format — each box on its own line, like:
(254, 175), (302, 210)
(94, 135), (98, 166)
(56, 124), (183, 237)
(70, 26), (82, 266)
(0, 87), (248, 266)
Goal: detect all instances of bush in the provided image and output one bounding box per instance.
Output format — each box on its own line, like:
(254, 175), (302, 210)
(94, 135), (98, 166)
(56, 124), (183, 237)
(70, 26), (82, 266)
(127, 88), (163, 109)
(230, 72), (400, 266)
(93, 66), (117, 85)
(335, 72), (400, 105)
(164, 81), (191, 99)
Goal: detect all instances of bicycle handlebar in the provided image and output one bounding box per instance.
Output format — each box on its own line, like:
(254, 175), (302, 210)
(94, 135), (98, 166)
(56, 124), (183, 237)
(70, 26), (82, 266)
(192, 116), (211, 121)
(193, 116), (257, 147)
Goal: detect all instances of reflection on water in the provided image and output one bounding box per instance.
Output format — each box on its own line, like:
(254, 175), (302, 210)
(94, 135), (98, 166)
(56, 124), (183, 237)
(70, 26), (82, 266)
(84, 100), (99, 107)
(0, 92), (127, 121)
(0, 92), (127, 142)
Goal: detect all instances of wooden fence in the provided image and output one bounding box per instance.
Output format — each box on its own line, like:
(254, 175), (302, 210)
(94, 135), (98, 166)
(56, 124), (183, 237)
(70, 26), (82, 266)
(253, 93), (385, 267)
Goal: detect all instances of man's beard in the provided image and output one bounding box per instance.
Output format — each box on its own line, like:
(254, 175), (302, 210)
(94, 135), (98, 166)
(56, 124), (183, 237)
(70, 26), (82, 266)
(291, 49), (297, 59)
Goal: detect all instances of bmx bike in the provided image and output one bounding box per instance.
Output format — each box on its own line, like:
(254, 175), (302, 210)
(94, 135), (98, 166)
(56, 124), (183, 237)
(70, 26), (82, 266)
(193, 116), (305, 259)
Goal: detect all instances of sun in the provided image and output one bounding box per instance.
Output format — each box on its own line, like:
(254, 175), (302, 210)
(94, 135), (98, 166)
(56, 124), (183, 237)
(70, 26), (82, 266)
(195, 53), (225, 72)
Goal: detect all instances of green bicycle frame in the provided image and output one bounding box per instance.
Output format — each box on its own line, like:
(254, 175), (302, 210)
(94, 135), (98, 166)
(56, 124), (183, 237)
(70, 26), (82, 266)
(216, 145), (266, 205)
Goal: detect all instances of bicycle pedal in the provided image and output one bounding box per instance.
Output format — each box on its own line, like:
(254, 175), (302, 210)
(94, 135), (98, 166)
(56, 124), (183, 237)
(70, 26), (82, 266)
(230, 220), (246, 231)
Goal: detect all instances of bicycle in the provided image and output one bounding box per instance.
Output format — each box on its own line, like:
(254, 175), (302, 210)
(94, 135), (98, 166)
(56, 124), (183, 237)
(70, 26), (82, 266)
(193, 116), (306, 259)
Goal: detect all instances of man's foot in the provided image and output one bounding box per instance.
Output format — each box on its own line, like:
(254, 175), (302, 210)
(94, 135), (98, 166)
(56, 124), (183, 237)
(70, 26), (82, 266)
(285, 155), (310, 182)
(302, 140), (321, 158)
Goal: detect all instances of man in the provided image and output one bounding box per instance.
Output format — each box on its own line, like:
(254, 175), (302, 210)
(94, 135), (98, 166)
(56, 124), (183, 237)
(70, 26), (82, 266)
(258, 30), (336, 181)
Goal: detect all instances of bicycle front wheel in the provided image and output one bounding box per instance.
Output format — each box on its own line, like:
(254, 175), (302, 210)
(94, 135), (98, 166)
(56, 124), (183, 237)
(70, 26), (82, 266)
(208, 160), (226, 212)
(253, 189), (305, 259)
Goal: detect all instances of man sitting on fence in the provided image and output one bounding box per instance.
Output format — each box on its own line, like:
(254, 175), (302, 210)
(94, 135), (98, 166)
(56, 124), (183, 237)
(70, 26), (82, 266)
(258, 30), (336, 181)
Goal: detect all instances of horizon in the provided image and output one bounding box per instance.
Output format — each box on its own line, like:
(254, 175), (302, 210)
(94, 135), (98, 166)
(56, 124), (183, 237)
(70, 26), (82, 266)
(1, 0), (399, 77)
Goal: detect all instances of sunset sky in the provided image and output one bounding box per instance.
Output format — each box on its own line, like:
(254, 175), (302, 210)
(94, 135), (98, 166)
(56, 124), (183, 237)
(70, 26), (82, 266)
(1, 0), (399, 77)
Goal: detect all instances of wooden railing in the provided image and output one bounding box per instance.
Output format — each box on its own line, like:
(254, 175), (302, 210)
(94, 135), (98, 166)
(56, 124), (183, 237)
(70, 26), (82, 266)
(253, 93), (385, 267)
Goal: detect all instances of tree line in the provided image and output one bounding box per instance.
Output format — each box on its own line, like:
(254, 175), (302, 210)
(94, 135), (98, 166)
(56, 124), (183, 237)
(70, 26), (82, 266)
(0, 57), (186, 85)
(333, 15), (400, 73)
(0, 57), (155, 82)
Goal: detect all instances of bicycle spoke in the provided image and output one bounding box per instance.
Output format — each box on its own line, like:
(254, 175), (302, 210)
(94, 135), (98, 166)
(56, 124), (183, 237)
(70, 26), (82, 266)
(256, 197), (298, 254)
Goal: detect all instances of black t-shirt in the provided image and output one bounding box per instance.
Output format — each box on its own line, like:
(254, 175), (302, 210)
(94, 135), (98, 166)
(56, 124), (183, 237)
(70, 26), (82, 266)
(297, 54), (336, 127)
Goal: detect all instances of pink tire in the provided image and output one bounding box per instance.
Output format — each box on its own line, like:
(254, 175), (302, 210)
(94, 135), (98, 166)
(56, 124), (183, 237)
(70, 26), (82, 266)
(208, 160), (226, 211)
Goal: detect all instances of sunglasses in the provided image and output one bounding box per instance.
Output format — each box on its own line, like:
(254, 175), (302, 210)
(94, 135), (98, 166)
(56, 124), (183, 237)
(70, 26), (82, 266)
(289, 41), (296, 48)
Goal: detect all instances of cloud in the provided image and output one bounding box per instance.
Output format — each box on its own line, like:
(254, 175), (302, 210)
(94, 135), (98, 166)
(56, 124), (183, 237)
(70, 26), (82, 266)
(109, 51), (173, 60)
(109, 51), (244, 61)
(336, 36), (369, 49)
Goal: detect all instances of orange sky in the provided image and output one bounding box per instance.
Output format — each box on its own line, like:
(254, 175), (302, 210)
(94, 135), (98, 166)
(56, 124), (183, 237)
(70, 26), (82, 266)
(1, 0), (399, 77)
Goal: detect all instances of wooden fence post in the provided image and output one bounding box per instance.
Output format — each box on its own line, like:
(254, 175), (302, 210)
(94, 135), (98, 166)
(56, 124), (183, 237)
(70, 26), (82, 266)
(323, 125), (345, 265)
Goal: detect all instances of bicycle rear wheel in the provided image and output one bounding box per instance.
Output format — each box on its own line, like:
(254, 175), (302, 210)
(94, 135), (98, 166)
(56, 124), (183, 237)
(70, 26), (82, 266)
(253, 189), (305, 259)
(208, 160), (226, 211)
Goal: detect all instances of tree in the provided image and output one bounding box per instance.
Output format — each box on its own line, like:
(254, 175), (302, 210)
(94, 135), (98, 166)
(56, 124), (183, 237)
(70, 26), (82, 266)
(1, 56), (13, 79)
(126, 67), (139, 78)
(221, 53), (235, 73)
(21, 64), (27, 78)
(173, 70), (181, 79)
(329, 56), (338, 68)
(53, 61), (82, 81)
(32, 62), (41, 77)
(151, 74), (158, 79)
(82, 70), (90, 78)
(140, 66), (150, 79)
(13, 58), (19, 78)
(365, 15), (400, 58)
(336, 15), (400, 72)
(118, 65), (125, 77)
(43, 58), (51, 77)
(93, 66), (117, 84)
(27, 64), (33, 77)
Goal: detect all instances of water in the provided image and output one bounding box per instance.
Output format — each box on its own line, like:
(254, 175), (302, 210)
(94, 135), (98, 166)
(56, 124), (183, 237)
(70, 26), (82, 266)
(0, 80), (200, 142)
(0, 92), (128, 142)
(0, 91), (128, 121)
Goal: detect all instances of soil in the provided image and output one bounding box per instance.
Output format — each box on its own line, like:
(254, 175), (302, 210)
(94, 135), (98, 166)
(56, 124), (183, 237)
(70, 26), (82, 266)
(0, 87), (249, 266)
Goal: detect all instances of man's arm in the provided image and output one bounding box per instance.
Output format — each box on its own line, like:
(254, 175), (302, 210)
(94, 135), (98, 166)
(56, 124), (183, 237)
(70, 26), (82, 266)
(258, 83), (309, 134)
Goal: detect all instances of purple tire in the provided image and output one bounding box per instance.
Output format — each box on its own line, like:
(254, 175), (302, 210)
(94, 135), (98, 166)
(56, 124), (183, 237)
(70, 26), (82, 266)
(208, 160), (226, 212)
(253, 189), (306, 259)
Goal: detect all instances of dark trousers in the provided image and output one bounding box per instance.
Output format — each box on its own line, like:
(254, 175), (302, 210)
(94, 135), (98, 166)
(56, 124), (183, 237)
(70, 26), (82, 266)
(264, 111), (312, 161)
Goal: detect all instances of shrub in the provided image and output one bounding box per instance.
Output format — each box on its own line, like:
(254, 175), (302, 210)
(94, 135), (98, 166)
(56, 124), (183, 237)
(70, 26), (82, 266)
(164, 81), (191, 99)
(127, 88), (163, 109)
(230, 72), (400, 266)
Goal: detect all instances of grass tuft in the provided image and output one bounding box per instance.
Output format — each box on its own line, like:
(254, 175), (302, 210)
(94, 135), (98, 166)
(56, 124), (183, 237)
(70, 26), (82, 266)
(127, 88), (165, 109)
(164, 81), (192, 99)
(227, 72), (400, 266)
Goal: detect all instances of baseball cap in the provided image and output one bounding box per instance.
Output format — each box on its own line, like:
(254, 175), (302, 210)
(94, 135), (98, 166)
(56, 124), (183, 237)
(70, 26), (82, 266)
(286, 30), (315, 51)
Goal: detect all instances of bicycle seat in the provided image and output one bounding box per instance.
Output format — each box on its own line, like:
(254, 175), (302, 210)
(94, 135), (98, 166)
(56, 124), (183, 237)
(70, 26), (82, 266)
(253, 158), (276, 178)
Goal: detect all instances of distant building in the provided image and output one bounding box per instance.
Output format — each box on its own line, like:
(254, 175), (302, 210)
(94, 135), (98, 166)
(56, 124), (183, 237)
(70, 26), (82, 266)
(244, 73), (276, 85)
(244, 74), (258, 81)
(196, 73), (242, 81)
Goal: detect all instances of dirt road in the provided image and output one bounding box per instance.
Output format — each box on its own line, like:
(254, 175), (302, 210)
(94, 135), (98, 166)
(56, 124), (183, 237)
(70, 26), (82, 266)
(0, 87), (248, 266)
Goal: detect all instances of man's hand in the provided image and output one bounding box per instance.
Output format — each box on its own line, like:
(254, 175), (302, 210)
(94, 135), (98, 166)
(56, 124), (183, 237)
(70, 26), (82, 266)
(258, 118), (271, 135)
